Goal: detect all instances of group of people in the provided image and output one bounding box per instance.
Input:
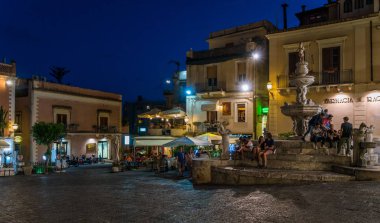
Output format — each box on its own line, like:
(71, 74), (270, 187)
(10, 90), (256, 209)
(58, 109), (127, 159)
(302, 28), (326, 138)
(303, 109), (353, 155)
(236, 132), (275, 168)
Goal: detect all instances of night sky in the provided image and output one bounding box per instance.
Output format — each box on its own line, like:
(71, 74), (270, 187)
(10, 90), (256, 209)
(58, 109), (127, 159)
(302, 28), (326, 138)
(0, 0), (326, 101)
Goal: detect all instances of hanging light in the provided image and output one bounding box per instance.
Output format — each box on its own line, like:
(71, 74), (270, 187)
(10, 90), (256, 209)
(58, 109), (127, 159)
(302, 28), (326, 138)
(266, 81), (273, 91)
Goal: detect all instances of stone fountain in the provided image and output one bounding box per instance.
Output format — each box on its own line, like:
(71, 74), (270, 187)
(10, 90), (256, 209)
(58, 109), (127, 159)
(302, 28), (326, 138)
(281, 43), (322, 137)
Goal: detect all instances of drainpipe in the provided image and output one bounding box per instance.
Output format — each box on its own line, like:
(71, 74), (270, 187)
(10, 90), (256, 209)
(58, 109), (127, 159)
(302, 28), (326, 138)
(370, 21), (373, 82)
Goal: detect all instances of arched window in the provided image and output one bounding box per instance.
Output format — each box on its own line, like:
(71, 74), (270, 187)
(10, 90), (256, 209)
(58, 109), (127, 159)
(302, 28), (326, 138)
(344, 0), (353, 13)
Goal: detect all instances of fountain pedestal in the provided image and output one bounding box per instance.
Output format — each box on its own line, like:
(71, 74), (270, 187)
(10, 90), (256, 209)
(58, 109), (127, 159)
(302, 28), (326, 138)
(280, 43), (322, 137)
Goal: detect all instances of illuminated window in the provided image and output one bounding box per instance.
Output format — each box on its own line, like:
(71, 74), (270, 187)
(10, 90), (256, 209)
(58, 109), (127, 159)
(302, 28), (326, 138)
(222, 102), (231, 116)
(235, 103), (246, 123)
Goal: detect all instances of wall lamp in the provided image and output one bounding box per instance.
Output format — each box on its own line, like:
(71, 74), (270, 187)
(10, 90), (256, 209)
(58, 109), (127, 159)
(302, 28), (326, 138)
(267, 81), (274, 99)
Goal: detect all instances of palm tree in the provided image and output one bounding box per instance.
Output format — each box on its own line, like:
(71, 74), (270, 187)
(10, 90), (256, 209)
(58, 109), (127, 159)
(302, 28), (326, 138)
(0, 106), (8, 137)
(49, 66), (70, 84)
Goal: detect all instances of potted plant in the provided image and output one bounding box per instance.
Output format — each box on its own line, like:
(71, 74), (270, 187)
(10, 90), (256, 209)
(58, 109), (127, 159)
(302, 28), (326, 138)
(112, 161), (121, 173)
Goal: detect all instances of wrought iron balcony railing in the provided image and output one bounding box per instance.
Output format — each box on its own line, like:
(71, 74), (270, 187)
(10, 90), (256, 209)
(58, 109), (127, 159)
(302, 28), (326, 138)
(277, 69), (353, 89)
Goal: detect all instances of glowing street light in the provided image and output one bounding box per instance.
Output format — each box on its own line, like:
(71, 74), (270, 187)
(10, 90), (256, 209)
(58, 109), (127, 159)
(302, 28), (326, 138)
(241, 84), (250, 92)
(252, 52), (260, 60)
(6, 79), (13, 86)
(165, 80), (171, 84)
(186, 90), (192, 95)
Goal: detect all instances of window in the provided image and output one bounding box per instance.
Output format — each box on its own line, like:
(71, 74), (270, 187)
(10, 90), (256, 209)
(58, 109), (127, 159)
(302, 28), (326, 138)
(99, 117), (108, 128)
(206, 111), (217, 124)
(222, 102), (231, 116)
(237, 62), (246, 83)
(235, 103), (246, 123)
(354, 0), (364, 9)
(15, 112), (22, 132)
(322, 47), (340, 84)
(56, 114), (68, 126)
(207, 66), (217, 87)
(53, 107), (70, 127)
(344, 0), (353, 12)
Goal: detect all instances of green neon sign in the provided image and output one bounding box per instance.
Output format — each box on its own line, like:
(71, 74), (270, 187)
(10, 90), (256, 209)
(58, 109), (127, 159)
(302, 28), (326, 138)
(262, 107), (269, 114)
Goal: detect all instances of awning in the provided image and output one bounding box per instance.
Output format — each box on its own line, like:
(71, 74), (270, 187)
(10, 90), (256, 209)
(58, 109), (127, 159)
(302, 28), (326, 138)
(134, 136), (176, 147)
(201, 104), (216, 111)
(160, 107), (186, 118)
(0, 139), (10, 148)
(137, 108), (161, 119)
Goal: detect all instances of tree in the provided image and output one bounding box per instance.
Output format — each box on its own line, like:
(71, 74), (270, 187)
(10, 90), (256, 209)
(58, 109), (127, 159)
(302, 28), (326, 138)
(49, 66), (70, 84)
(32, 122), (66, 169)
(0, 106), (8, 137)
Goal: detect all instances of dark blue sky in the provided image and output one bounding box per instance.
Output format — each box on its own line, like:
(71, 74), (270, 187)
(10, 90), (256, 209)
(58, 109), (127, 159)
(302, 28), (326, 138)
(0, 0), (325, 101)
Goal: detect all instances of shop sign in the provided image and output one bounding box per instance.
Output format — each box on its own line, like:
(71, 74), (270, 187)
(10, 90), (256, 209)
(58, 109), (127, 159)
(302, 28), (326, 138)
(324, 97), (353, 104)
(367, 96), (380, 103)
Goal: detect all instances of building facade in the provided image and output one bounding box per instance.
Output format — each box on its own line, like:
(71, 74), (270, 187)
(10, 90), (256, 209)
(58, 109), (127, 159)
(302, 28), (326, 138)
(186, 20), (277, 138)
(267, 0), (380, 138)
(16, 79), (122, 163)
(0, 61), (16, 137)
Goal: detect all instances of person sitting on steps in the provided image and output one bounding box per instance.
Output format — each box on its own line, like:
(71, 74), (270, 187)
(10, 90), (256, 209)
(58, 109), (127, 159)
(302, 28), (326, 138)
(258, 132), (275, 168)
(252, 136), (265, 161)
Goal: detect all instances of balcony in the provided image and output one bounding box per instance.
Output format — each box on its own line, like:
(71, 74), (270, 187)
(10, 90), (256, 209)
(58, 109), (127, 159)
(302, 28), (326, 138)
(277, 69), (354, 89)
(187, 45), (248, 65)
(147, 126), (187, 137)
(92, 125), (118, 133)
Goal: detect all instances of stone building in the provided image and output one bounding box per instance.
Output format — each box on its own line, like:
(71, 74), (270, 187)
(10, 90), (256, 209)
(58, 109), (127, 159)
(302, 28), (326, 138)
(186, 20), (277, 138)
(16, 78), (122, 163)
(0, 60), (16, 137)
(266, 0), (380, 137)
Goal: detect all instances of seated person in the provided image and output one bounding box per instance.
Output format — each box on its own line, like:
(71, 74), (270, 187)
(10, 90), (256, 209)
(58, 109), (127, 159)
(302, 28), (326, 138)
(258, 132), (275, 168)
(253, 136), (265, 161)
(237, 137), (253, 159)
(311, 123), (326, 148)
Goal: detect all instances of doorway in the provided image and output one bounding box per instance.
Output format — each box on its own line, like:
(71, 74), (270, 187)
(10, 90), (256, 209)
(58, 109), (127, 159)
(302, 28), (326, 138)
(97, 141), (109, 159)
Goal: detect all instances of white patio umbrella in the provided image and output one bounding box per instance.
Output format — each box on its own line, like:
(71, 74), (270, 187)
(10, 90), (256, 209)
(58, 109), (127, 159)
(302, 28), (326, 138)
(195, 133), (222, 142)
(160, 107), (186, 118)
(162, 136), (212, 147)
(0, 139), (10, 148)
(137, 108), (162, 119)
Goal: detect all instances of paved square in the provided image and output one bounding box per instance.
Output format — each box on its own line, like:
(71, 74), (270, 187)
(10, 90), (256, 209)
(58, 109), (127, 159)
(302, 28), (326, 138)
(0, 165), (380, 223)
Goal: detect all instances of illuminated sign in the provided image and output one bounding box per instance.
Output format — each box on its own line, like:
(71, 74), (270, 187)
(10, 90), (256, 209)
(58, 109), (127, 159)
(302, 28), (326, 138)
(124, 135), (130, 145)
(14, 136), (23, 143)
(139, 127), (147, 132)
(367, 96), (380, 103)
(324, 98), (353, 104)
(262, 107), (269, 114)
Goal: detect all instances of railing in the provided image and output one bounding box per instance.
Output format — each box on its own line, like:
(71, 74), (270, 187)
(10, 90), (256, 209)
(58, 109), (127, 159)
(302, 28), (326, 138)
(148, 127), (187, 137)
(92, 125), (118, 133)
(194, 81), (227, 93)
(277, 69), (353, 88)
(190, 44), (247, 60)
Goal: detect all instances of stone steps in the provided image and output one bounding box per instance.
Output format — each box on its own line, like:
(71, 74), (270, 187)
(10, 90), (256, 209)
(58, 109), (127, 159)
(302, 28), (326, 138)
(237, 154), (351, 171)
(211, 166), (355, 185)
(332, 165), (380, 181)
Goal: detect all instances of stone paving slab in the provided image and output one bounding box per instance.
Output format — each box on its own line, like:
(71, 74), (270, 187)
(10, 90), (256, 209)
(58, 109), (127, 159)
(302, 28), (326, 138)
(212, 166), (354, 185)
(0, 165), (380, 223)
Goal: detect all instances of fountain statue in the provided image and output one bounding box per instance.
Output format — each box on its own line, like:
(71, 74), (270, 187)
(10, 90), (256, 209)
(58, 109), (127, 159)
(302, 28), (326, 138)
(281, 43), (322, 137)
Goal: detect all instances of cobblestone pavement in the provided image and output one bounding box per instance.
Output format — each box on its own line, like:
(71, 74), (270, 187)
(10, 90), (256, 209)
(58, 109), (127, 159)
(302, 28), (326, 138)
(1, 165), (380, 223)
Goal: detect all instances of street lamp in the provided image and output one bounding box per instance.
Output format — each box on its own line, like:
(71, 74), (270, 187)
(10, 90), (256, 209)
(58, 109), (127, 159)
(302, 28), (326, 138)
(186, 90), (192, 95)
(241, 83), (250, 92)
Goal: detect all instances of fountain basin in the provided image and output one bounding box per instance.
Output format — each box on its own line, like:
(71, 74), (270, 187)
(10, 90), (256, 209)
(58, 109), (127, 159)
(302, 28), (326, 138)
(281, 104), (322, 117)
(290, 75), (315, 88)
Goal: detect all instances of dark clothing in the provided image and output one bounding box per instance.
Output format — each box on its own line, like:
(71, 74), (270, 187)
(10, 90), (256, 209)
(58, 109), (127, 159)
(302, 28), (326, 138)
(176, 152), (186, 164)
(265, 138), (275, 148)
(304, 114), (323, 138)
(309, 114), (323, 126)
(341, 122), (353, 138)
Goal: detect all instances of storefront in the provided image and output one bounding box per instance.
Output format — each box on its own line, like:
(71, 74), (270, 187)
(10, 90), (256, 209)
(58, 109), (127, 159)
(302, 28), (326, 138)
(0, 138), (16, 176)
